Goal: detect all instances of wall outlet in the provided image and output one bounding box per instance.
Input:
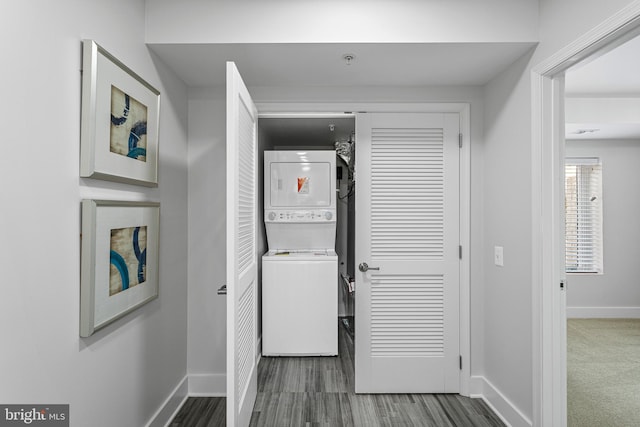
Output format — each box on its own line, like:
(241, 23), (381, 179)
(494, 246), (504, 267)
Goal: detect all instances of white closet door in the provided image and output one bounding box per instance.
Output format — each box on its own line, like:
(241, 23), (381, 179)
(226, 62), (258, 426)
(355, 113), (460, 393)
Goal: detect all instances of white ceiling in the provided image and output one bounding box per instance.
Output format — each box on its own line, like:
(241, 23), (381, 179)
(149, 42), (535, 149)
(148, 38), (640, 140)
(565, 35), (640, 96)
(149, 42), (535, 87)
(565, 35), (640, 140)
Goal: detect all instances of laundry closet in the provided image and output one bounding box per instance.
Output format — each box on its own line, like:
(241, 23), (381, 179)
(257, 116), (356, 355)
(227, 64), (465, 413)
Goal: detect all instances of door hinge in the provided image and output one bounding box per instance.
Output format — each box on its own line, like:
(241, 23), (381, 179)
(459, 133), (463, 148)
(459, 245), (462, 260)
(560, 280), (565, 291)
(459, 355), (462, 370)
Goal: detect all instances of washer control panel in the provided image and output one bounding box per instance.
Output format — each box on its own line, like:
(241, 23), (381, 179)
(265, 210), (335, 222)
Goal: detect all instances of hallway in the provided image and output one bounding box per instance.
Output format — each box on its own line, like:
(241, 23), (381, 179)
(171, 322), (505, 426)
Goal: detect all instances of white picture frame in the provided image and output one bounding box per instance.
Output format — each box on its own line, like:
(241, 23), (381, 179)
(80, 39), (160, 187)
(80, 200), (160, 337)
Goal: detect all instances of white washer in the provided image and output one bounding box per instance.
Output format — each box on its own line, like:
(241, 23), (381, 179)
(262, 249), (338, 356)
(262, 151), (338, 356)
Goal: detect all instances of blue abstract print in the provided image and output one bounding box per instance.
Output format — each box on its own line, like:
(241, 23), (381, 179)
(109, 226), (147, 296)
(110, 86), (148, 162)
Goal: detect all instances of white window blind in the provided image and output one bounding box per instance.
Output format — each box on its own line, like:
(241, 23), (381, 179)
(565, 157), (602, 273)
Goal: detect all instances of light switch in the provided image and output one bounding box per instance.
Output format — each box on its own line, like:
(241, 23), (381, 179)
(494, 246), (504, 267)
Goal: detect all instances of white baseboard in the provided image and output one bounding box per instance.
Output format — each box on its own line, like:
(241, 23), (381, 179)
(188, 373), (226, 396)
(567, 306), (640, 318)
(145, 376), (189, 427)
(145, 373), (226, 427)
(469, 376), (532, 427)
(150, 373), (525, 426)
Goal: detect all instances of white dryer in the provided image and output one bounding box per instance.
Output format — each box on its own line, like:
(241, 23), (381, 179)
(262, 150), (338, 356)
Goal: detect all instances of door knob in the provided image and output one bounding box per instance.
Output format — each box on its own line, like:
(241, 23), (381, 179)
(217, 284), (227, 295)
(359, 262), (380, 272)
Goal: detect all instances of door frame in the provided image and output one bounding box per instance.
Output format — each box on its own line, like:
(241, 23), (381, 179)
(531, 3), (640, 425)
(256, 101), (472, 395)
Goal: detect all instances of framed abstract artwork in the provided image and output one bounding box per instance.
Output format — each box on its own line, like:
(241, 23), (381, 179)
(80, 200), (160, 337)
(80, 39), (160, 187)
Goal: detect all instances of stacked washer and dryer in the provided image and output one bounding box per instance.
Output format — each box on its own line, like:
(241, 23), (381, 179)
(262, 150), (338, 356)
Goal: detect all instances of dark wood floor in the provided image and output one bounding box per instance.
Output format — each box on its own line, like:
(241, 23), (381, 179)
(171, 320), (505, 426)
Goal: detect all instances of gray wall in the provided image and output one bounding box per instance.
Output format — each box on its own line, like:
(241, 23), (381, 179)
(482, 49), (536, 418)
(187, 87), (227, 392)
(146, 0), (538, 44)
(0, 2), (189, 426)
(566, 139), (640, 316)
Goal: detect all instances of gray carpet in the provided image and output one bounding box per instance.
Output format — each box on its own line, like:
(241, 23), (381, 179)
(568, 318), (640, 427)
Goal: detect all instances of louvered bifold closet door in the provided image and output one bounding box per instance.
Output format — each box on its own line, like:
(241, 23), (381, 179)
(226, 62), (258, 427)
(355, 113), (460, 393)
(236, 100), (255, 408)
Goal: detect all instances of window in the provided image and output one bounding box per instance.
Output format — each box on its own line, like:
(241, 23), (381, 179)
(565, 157), (603, 273)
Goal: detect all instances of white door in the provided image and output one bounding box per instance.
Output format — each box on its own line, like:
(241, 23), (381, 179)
(226, 62), (258, 426)
(355, 113), (460, 393)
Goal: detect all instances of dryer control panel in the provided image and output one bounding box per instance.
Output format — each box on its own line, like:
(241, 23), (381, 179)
(265, 210), (335, 222)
